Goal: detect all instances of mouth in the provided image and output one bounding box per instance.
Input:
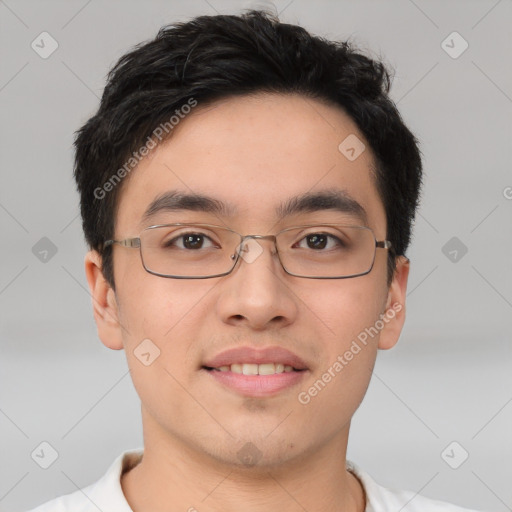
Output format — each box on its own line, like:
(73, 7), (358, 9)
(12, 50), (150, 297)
(200, 345), (309, 397)
(202, 363), (306, 375)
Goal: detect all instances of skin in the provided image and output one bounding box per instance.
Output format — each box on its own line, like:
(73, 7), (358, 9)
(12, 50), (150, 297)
(85, 93), (409, 512)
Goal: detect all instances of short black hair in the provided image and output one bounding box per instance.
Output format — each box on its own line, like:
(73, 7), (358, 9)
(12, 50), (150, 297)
(74, 9), (423, 289)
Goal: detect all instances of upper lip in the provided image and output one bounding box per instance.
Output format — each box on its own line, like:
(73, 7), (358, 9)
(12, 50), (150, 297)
(203, 346), (308, 370)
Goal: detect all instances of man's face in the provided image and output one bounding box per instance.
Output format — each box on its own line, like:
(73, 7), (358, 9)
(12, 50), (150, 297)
(90, 93), (407, 468)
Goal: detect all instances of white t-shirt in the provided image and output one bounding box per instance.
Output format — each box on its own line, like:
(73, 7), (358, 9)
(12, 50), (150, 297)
(25, 448), (486, 512)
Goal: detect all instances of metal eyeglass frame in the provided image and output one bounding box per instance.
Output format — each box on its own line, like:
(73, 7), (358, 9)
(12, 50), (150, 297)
(102, 222), (394, 280)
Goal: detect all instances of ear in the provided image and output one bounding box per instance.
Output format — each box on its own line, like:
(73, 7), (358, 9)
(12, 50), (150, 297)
(378, 255), (410, 350)
(84, 250), (124, 350)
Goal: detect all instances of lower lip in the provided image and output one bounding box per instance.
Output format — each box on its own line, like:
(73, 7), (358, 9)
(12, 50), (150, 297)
(204, 368), (307, 397)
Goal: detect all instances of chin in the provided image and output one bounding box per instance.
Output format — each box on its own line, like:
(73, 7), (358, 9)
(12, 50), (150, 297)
(189, 429), (292, 462)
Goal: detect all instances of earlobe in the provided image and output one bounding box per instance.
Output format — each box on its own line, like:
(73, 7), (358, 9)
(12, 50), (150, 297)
(84, 250), (124, 350)
(378, 256), (410, 350)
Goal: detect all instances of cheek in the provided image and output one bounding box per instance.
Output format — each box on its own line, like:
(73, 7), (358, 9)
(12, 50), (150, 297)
(116, 273), (209, 368)
(115, 264), (192, 337)
(296, 284), (382, 427)
(298, 278), (383, 397)
(117, 282), (202, 424)
(303, 275), (386, 344)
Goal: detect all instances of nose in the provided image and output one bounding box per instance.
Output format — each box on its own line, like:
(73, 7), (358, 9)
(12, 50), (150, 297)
(215, 235), (298, 330)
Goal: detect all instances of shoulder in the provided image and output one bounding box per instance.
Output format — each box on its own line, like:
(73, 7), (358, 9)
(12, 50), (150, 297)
(24, 448), (144, 512)
(346, 460), (488, 512)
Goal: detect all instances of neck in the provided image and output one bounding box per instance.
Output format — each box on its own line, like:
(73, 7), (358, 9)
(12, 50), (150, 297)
(121, 412), (366, 512)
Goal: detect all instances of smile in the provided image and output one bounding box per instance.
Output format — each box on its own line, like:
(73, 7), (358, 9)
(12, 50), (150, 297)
(202, 365), (307, 397)
(205, 363), (301, 375)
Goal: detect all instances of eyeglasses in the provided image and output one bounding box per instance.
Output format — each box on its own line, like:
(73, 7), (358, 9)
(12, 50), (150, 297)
(103, 222), (393, 279)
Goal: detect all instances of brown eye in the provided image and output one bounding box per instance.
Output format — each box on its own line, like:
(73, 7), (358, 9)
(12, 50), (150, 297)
(295, 232), (345, 251)
(306, 234), (327, 249)
(162, 232), (216, 250)
(181, 234), (206, 249)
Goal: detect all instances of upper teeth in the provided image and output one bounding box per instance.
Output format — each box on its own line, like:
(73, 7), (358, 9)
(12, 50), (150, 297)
(215, 363), (296, 375)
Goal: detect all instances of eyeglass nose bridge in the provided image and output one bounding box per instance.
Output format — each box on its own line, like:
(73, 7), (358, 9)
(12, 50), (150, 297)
(231, 233), (280, 262)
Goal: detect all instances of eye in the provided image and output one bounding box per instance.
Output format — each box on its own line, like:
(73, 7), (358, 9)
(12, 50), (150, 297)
(163, 232), (217, 250)
(295, 232), (345, 250)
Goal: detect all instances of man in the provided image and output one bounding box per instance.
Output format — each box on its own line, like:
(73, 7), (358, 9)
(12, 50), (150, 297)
(28, 10), (486, 512)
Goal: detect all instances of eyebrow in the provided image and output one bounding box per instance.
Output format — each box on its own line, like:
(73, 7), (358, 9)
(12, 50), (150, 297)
(142, 189), (368, 225)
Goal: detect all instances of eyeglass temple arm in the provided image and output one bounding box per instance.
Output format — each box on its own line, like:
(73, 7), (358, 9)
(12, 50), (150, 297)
(102, 238), (141, 250)
(376, 240), (393, 251)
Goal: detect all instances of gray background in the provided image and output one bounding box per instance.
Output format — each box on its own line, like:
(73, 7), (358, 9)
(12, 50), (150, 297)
(1, 0), (511, 511)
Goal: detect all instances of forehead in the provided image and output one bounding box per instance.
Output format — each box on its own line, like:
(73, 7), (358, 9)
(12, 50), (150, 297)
(115, 93), (386, 234)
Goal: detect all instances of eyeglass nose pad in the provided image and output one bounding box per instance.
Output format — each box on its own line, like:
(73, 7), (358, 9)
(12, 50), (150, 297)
(233, 238), (266, 265)
(229, 241), (244, 263)
(230, 240), (245, 259)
